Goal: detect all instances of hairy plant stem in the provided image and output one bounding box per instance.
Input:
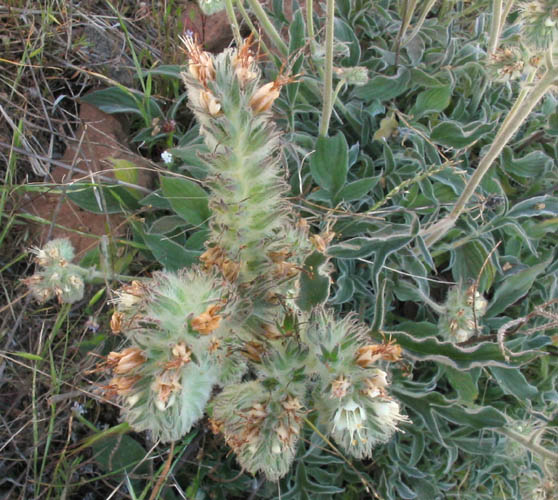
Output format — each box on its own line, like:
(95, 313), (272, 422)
(236, 0), (272, 60)
(224, 0), (242, 47)
(497, 427), (558, 463)
(487, 0), (515, 55)
(401, 0), (437, 48)
(423, 66), (558, 247)
(244, 0), (288, 56)
(488, 0), (503, 55)
(319, 0), (335, 137)
(306, 0), (315, 41)
(499, 67), (537, 132)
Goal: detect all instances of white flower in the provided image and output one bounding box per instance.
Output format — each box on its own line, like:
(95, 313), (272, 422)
(370, 399), (407, 432)
(333, 399), (367, 445)
(161, 151), (173, 164)
(72, 401), (85, 415)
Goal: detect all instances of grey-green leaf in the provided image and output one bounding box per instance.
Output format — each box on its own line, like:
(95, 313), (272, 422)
(296, 251), (331, 312)
(489, 366), (538, 400)
(143, 232), (200, 270)
(485, 259), (550, 317)
(431, 120), (495, 148)
(354, 67), (411, 102)
(159, 175), (210, 226)
(413, 85), (452, 115)
(309, 133), (349, 198)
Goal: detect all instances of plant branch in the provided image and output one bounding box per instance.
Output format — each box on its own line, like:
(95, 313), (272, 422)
(306, 0), (315, 41)
(488, 0), (503, 55)
(496, 427), (558, 463)
(319, 0), (335, 137)
(423, 66), (558, 247)
(244, 0), (288, 56)
(237, 0), (273, 60)
(224, 0), (242, 47)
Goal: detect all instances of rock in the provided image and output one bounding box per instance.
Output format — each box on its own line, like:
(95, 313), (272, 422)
(23, 102), (153, 257)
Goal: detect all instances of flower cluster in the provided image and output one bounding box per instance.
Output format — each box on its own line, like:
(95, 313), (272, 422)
(211, 382), (304, 480)
(488, 45), (532, 82)
(438, 285), (488, 342)
(306, 312), (407, 459)
(26, 37), (407, 481)
(520, 0), (558, 50)
(23, 238), (87, 304)
(104, 268), (240, 443)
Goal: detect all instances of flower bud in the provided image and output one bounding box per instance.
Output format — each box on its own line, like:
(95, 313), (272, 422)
(199, 89), (221, 116)
(356, 342), (402, 367)
(152, 369), (182, 410)
(107, 347), (146, 374)
(109, 375), (140, 396)
(180, 36), (216, 84)
(331, 374), (351, 399)
(249, 81), (280, 114)
(191, 304), (222, 334)
(232, 36), (258, 86)
(110, 311), (124, 334)
(362, 370), (389, 399)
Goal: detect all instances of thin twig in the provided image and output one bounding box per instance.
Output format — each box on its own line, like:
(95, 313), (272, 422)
(149, 442), (175, 500)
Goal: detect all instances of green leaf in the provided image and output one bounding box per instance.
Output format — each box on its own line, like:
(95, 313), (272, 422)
(159, 175), (210, 225)
(295, 251), (331, 312)
(91, 434), (150, 493)
(170, 143), (209, 174)
(485, 259), (549, 317)
(500, 147), (553, 178)
(283, 462), (345, 499)
(149, 215), (186, 235)
(66, 183), (139, 214)
(287, 9), (305, 104)
(81, 87), (162, 118)
(388, 325), (545, 369)
(489, 366), (538, 400)
(451, 240), (496, 293)
(141, 64), (182, 78)
(197, 0), (225, 14)
(410, 67), (445, 88)
(139, 189), (172, 209)
(337, 176), (379, 202)
(184, 228), (210, 251)
(12, 351), (43, 361)
(395, 388), (508, 431)
(405, 33), (425, 65)
(328, 228), (415, 260)
(431, 120), (495, 148)
(289, 9), (305, 53)
(330, 274), (355, 304)
(354, 67), (411, 102)
(108, 158), (143, 199)
(334, 18), (360, 66)
(309, 133), (349, 197)
(329, 218), (418, 295)
(547, 111), (558, 135)
(507, 195), (558, 218)
(413, 85), (452, 115)
(443, 366), (478, 403)
(143, 232), (200, 270)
